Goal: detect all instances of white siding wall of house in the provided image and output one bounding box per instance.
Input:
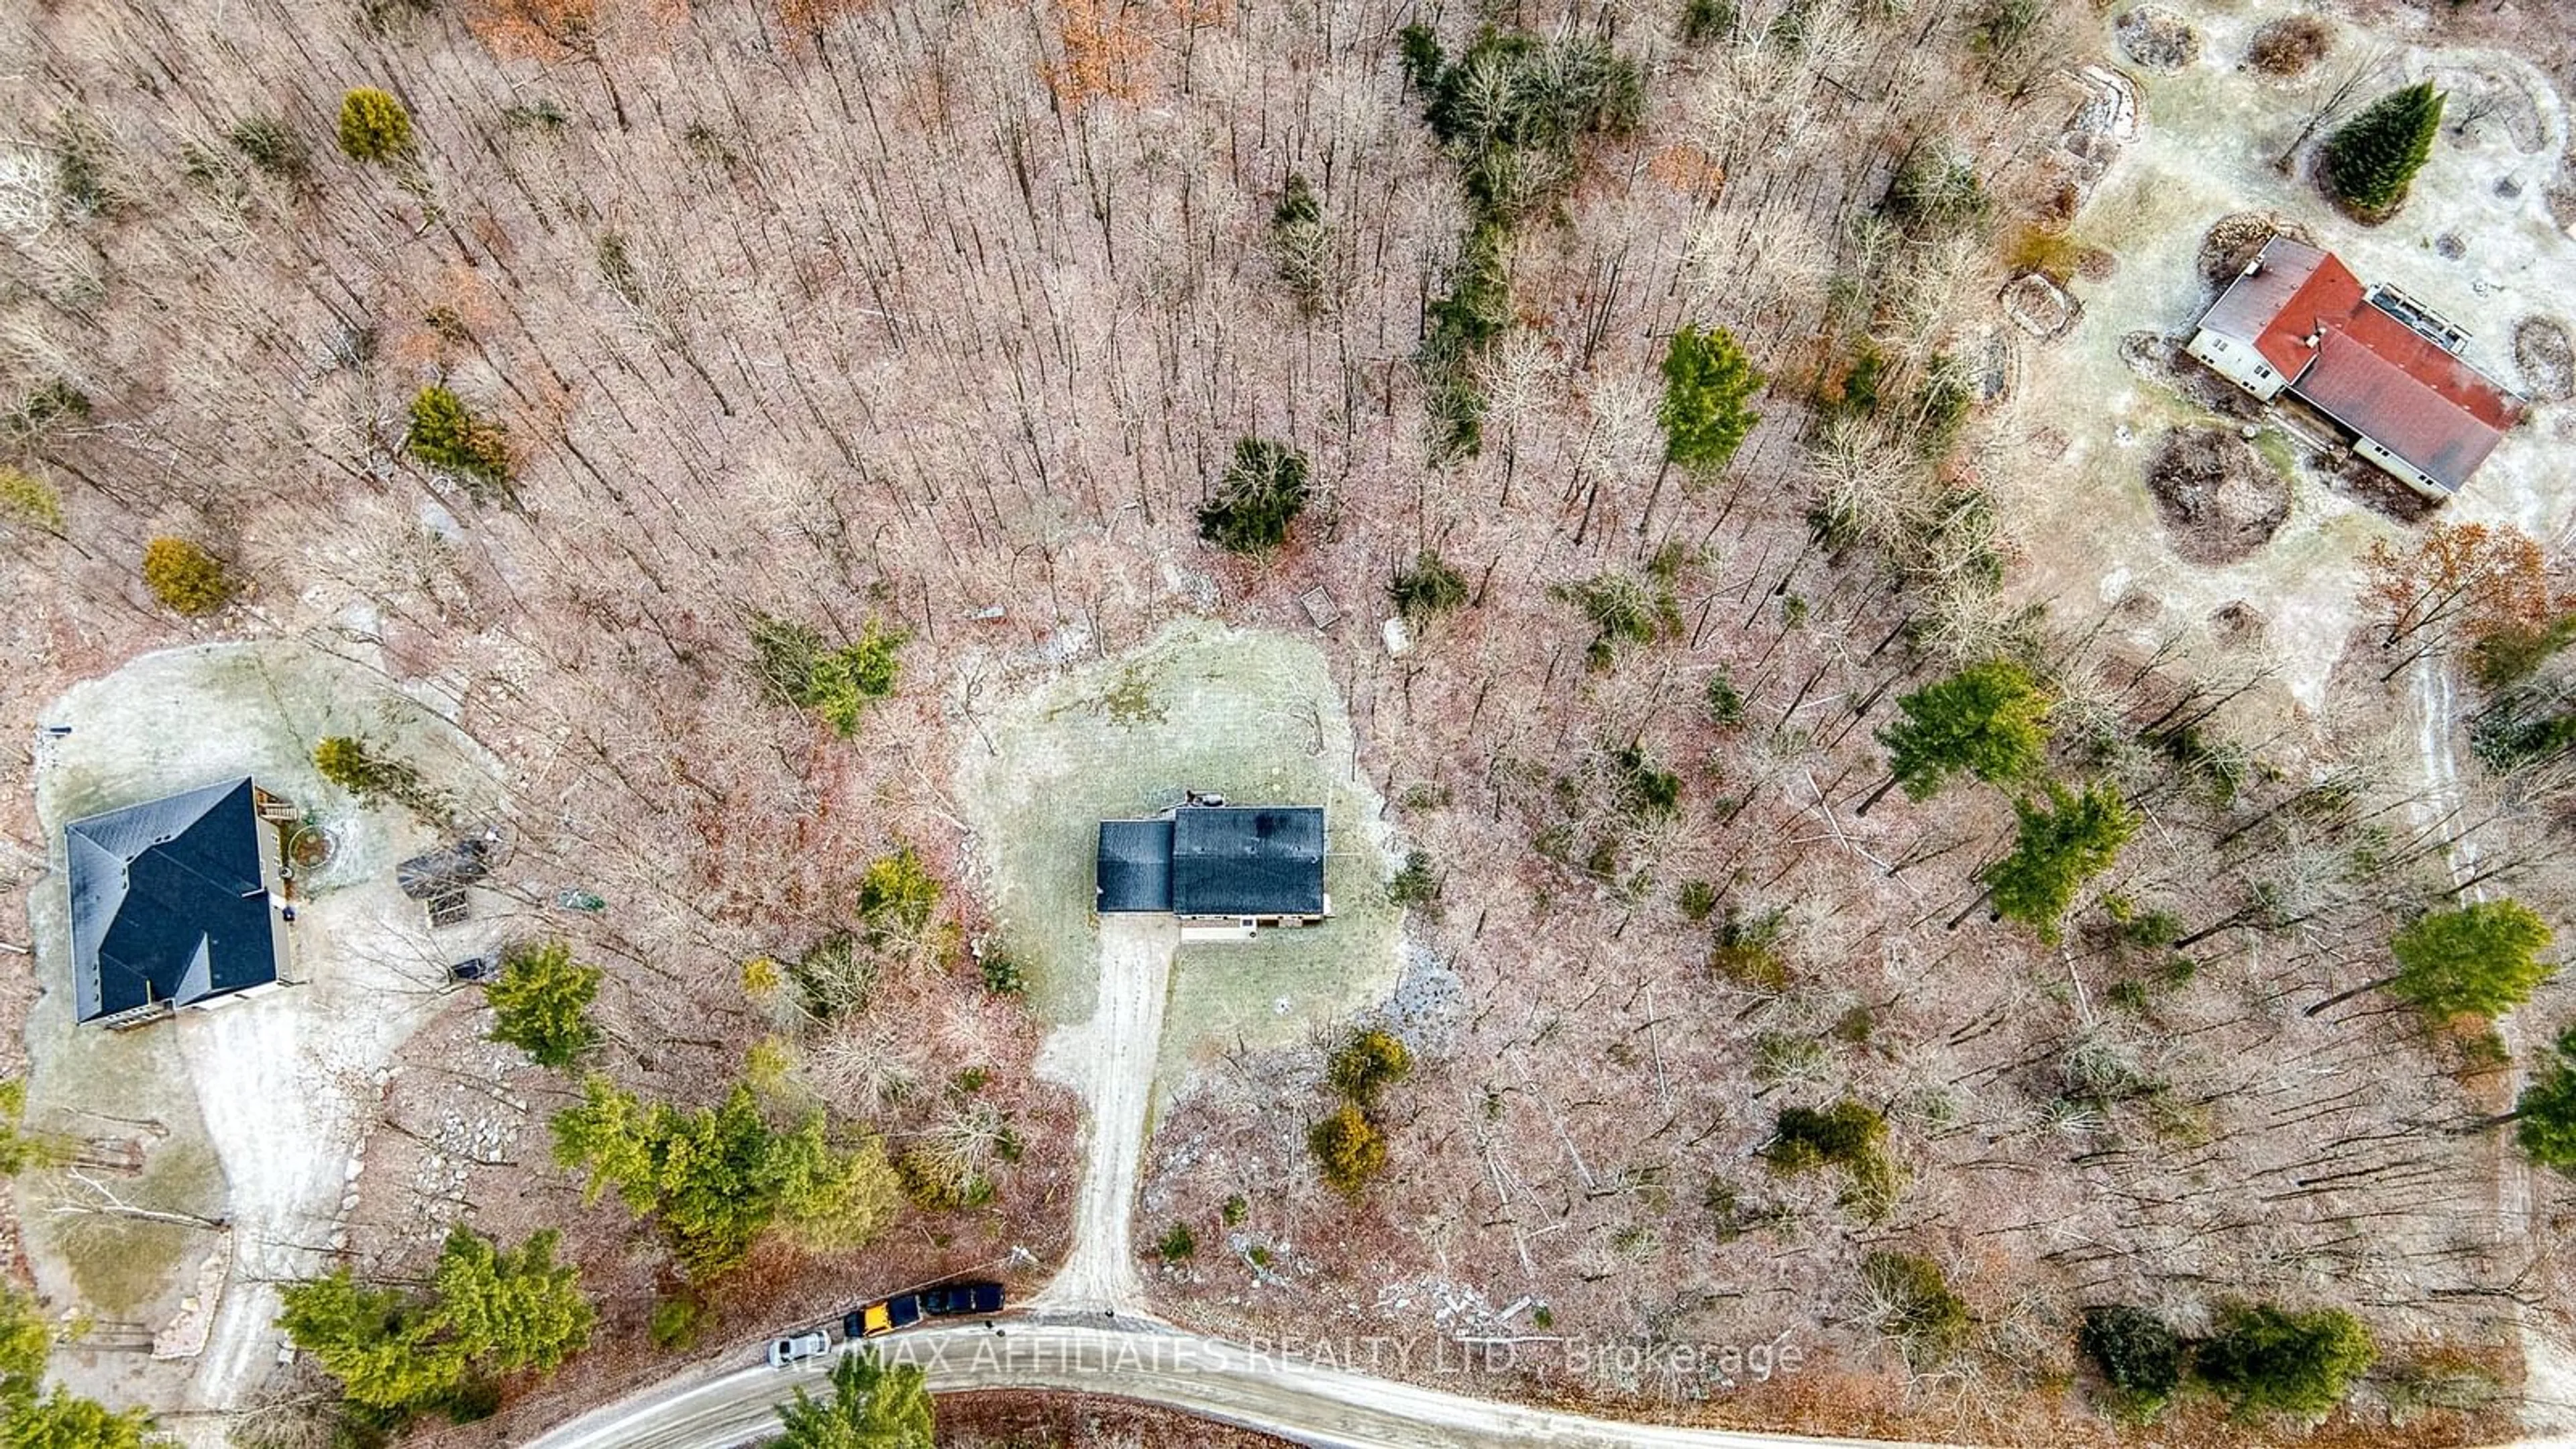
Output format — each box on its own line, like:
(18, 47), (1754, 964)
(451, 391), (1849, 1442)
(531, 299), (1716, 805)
(253, 790), (292, 980)
(2352, 436), (2443, 498)
(1179, 920), (1260, 943)
(266, 898), (294, 983)
(2184, 329), (2288, 400)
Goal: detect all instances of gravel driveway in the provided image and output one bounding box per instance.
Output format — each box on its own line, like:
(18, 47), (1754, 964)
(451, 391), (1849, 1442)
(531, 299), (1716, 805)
(1028, 914), (1177, 1313)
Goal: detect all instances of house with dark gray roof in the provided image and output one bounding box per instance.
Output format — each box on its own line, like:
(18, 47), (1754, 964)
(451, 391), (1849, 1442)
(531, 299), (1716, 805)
(1097, 796), (1328, 939)
(65, 777), (294, 1028)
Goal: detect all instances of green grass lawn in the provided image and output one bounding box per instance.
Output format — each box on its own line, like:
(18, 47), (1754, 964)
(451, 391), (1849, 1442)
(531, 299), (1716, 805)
(958, 621), (1404, 1096)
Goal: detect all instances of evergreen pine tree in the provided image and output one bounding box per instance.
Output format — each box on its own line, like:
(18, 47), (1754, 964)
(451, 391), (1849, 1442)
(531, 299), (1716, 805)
(2309, 898), (2557, 1019)
(1657, 324), (1765, 472)
(1862, 658), (2051, 813)
(405, 385), (513, 498)
(1196, 437), (1311, 554)
(1982, 781), (2137, 943)
(773, 1352), (934, 1449)
(485, 941), (603, 1069)
(2079, 1304), (2184, 1420)
(2193, 1302), (2375, 1420)
(2324, 82), (2444, 215)
(2495, 1027), (2576, 1171)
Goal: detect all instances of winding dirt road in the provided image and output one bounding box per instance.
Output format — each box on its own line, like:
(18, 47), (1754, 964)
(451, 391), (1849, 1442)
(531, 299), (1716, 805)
(2408, 654), (2576, 1429)
(524, 1318), (1955, 1449)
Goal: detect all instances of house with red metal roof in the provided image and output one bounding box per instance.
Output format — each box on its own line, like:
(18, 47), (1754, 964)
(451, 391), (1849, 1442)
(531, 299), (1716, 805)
(2184, 236), (2524, 498)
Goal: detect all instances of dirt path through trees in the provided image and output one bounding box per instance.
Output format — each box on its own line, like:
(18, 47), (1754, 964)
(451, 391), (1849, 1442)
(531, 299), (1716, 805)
(2408, 650), (2576, 1428)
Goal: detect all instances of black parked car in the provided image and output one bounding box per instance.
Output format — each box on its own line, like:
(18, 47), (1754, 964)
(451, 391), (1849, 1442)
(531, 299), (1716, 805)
(918, 1281), (1004, 1316)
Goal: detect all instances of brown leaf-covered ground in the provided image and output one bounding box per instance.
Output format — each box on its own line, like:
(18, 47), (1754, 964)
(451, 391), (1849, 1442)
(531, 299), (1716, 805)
(1, 0), (2571, 1445)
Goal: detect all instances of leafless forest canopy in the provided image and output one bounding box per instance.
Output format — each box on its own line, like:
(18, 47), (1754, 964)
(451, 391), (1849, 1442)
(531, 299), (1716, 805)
(1, 0), (2569, 1443)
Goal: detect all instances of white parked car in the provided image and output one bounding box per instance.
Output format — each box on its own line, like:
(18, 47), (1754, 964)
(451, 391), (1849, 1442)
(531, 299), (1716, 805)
(767, 1330), (831, 1368)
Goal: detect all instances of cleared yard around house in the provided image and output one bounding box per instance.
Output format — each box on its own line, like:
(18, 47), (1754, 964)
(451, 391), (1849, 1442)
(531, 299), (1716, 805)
(20, 640), (509, 1444)
(2004, 1), (2576, 712)
(957, 619), (1403, 1088)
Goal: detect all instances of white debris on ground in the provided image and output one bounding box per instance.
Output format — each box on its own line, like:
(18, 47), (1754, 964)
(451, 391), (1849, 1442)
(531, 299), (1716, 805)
(402, 1095), (527, 1246)
(1378, 943), (1466, 1062)
(2002, 272), (2080, 339)
(2061, 64), (2143, 212)
(2001, 2), (2576, 714)
(148, 1241), (230, 1361)
(2076, 64), (2141, 146)
(1228, 1231), (1299, 1291)
(1372, 1279), (1523, 1342)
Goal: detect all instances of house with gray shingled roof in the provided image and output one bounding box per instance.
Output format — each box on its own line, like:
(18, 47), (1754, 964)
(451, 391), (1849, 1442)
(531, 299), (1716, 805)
(1096, 794), (1329, 941)
(65, 776), (294, 1028)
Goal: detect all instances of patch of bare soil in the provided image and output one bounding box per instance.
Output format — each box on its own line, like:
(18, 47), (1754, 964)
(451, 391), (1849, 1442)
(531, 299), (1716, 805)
(2197, 211), (2318, 287)
(2125, 330), (2265, 419)
(2114, 7), (2200, 72)
(2210, 600), (2269, 651)
(2145, 427), (2290, 564)
(938, 1392), (1294, 1447)
(2245, 15), (2332, 78)
(2516, 317), (2575, 402)
(2330, 449), (2445, 524)
(2118, 329), (2176, 379)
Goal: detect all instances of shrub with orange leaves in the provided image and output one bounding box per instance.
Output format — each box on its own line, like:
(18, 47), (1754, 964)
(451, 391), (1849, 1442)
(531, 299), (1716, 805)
(1046, 0), (1150, 106)
(468, 0), (600, 60)
(778, 0), (866, 28)
(1646, 143), (1725, 199)
(2361, 521), (2553, 649)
